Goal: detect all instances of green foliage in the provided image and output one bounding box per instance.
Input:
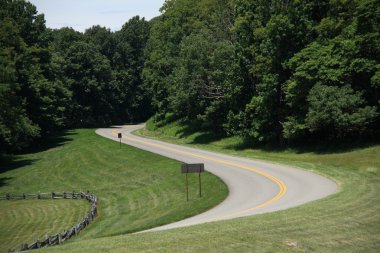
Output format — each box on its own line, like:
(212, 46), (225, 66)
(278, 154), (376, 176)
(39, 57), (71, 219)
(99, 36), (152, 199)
(0, 1), (152, 152)
(282, 0), (379, 141)
(144, 0), (379, 145)
(306, 84), (377, 137)
(0, 0), (75, 152)
(1, 0), (379, 152)
(0, 84), (40, 151)
(113, 16), (152, 122)
(170, 33), (234, 129)
(0, 10), (41, 151)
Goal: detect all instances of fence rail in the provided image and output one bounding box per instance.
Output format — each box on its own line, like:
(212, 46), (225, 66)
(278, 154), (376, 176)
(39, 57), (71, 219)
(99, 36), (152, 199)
(0, 191), (86, 200)
(2, 191), (97, 252)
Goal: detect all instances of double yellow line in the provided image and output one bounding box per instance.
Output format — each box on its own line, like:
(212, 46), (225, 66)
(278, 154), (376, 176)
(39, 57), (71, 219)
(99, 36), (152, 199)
(111, 128), (287, 219)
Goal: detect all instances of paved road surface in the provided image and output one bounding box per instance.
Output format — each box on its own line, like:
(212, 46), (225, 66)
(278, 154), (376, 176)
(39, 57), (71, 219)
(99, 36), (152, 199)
(96, 125), (337, 232)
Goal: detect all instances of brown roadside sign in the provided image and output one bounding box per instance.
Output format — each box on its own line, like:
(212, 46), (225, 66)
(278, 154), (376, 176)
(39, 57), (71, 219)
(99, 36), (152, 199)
(118, 133), (122, 138)
(181, 163), (205, 173)
(181, 163), (205, 200)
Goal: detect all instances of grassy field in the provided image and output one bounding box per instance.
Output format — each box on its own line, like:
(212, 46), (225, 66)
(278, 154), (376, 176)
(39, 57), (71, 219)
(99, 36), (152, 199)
(0, 129), (227, 251)
(2, 121), (379, 252)
(79, 119), (380, 253)
(0, 200), (89, 252)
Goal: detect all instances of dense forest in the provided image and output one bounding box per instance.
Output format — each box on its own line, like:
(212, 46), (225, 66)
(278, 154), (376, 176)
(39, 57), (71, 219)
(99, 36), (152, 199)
(1, 0), (379, 152)
(145, 0), (379, 145)
(0, 0), (151, 152)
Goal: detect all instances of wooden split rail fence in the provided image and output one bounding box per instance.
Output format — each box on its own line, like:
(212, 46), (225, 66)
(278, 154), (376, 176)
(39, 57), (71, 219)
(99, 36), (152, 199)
(1, 191), (97, 252)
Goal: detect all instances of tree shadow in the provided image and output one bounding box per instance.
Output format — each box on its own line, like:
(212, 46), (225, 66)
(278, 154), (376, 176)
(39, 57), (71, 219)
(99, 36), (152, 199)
(172, 123), (379, 155)
(227, 137), (379, 154)
(19, 130), (77, 154)
(0, 130), (77, 188)
(291, 141), (379, 154)
(223, 138), (255, 151)
(108, 123), (144, 128)
(170, 122), (223, 142)
(0, 156), (36, 188)
(174, 123), (199, 139)
(0, 156), (37, 174)
(0, 177), (12, 187)
(191, 132), (225, 144)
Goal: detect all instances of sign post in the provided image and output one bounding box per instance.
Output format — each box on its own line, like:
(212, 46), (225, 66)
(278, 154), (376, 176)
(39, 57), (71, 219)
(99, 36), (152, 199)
(118, 133), (122, 148)
(181, 163), (205, 201)
(199, 172), (202, 197)
(186, 173), (189, 201)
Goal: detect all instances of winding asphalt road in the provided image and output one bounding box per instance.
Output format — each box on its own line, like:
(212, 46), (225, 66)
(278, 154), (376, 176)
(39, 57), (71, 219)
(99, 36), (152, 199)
(96, 125), (337, 232)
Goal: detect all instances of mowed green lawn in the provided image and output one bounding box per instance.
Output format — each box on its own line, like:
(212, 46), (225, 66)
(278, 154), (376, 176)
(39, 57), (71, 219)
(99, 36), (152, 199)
(0, 200), (89, 252)
(0, 129), (227, 252)
(67, 119), (379, 253)
(2, 122), (379, 253)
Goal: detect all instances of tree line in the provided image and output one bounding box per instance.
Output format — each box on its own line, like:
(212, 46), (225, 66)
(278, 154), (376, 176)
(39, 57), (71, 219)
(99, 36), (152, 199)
(1, 0), (379, 153)
(0, 0), (151, 152)
(144, 0), (379, 145)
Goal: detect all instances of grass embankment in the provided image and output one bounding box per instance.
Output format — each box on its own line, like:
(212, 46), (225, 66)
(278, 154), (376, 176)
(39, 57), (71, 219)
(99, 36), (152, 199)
(0, 129), (227, 252)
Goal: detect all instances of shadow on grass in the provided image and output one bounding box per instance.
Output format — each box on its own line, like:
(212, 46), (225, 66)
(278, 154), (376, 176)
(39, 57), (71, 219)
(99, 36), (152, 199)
(0, 130), (77, 187)
(0, 157), (36, 188)
(171, 122), (379, 155)
(0, 177), (12, 187)
(229, 137), (379, 154)
(191, 132), (225, 144)
(237, 138), (378, 154)
(108, 122), (144, 129)
(0, 157), (37, 174)
(174, 124), (199, 139)
(19, 130), (77, 155)
(172, 123), (224, 144)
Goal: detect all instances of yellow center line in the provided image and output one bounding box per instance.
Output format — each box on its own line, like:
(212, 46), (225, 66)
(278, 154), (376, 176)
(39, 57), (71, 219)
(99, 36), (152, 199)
(111, 128), (287, 219)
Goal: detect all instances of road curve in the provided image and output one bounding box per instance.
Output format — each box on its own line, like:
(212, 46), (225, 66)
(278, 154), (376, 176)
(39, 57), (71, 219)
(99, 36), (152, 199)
(96, 125), (337, 232)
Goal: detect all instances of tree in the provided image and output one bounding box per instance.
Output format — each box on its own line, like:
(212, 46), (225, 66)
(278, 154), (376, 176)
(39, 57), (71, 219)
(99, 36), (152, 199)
(84, 25), (115, 61)
(283, 0), (380, 141)
(0, 18), (40, 151)
(63, 41), (114, 126)
(305, 84), (377, 138)
(114, 16), (151, 122)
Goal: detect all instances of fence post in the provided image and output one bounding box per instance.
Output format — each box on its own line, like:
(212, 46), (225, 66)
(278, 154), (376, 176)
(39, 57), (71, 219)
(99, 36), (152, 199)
(22, 193), (26, 199)
(46, 234), (51, 245)
(6, 193), (10, 200)
(20, 243), (28, 251)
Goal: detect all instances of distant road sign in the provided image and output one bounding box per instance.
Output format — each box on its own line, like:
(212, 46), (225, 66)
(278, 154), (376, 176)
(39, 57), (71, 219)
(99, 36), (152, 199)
(181, 163), (205, 173)
(118, 133), (122, 148)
